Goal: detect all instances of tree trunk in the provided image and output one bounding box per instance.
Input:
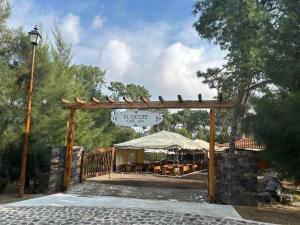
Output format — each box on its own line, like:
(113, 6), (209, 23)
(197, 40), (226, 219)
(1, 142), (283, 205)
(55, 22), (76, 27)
(228, 91), (250, 153)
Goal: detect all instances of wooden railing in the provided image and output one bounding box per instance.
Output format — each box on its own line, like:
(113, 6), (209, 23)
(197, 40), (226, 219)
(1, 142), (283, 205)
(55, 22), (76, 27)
(82, 147), (115, 179)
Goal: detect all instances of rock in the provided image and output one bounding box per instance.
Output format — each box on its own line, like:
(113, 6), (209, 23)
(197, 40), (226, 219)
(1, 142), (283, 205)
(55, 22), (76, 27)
(265, 178), (282, 200)
(280, 193), (293, 204)
(257, 192), (273, 203)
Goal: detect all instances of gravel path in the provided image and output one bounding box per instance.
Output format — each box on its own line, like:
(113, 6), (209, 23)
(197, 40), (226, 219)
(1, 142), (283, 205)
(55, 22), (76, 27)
(0, 206), (275, 225)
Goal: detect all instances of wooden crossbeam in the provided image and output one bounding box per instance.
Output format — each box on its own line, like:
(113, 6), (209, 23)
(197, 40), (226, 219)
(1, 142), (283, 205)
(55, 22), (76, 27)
(60, 98), (72, 104)
(123, 96), (131, 103)
(158, 96), (164, 103)
(61, 99), (235, 109)
(75, 98), (86, 104)
(140, 96), (149, 103)
(177, 95), (183, 102)
(106, 96), (114, 103)
(92, 97), (101, 103)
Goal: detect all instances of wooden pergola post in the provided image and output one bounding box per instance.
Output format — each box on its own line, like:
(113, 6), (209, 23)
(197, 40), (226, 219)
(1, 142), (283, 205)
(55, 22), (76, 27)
(208, 108), (215, 202)
(63, 109), (76, 190)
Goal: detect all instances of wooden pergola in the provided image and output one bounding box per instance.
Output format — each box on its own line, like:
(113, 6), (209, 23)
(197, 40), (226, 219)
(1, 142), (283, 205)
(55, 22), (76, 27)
(60, 94), (235, 202)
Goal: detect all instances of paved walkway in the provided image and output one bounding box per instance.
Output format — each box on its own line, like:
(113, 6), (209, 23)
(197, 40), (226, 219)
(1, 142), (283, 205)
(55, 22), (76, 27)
(6, 194), (240, 218)
(0, 194), (276, 224)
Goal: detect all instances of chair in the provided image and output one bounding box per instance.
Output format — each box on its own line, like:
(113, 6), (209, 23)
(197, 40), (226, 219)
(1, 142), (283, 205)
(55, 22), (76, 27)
(118, 164), (126, 172)
(153, 165), (162, 174)
(162, 165), (171, 175)
(183, 165), (190, 174)
(135, 163), (143, 173)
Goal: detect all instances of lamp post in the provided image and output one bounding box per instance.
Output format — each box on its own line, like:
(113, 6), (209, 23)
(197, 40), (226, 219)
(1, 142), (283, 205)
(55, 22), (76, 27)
(18, 26), (42, 198)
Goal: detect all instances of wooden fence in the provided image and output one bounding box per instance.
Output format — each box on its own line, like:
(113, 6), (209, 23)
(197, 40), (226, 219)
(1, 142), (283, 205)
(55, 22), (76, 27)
(81, 147), (115, 179)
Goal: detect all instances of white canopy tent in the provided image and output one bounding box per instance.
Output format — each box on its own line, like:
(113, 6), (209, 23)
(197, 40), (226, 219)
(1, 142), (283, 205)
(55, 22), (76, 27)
(193, 139), (209, 151)
(114, 131), (208, 169)
(114, 130), (203, 150)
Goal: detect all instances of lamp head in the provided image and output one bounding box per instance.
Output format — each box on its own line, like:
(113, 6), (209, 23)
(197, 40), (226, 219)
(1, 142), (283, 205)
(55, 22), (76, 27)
(28, 25), (42, 45)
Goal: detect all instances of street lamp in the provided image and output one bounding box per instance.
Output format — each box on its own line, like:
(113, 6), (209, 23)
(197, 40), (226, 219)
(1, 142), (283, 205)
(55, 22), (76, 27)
(18, 26), (42, 198)
(28, 26), (42, 45)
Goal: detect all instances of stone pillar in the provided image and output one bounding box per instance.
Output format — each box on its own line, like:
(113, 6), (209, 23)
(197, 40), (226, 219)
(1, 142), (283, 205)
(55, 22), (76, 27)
(215, 152), (257, 206)
(48, 146), (83, 193)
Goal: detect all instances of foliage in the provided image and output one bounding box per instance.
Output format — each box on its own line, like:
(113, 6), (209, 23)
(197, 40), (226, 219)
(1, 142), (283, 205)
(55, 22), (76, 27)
(108, 81), (151, 101)
(242, 0), (300, 182)
(0, 5), (147, 184)
(151, 109), (212, 140)
(244, 92), (300, 181)
(193, 0), (300, 181)
(193, 0), (277, 151)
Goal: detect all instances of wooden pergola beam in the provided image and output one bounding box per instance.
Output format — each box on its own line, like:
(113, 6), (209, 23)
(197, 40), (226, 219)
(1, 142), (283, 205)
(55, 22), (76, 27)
(92, 97), (101, 103)
(61, 99), (235, 109)
(106, 96), (114, 103)
(60, 98), (72, 104)
(177, 95), (183, 102)
(158, 96), (164, 103)
(75, 98), (86, 104)
(140, 96), (149, 103)
(123, 96), (131, 103)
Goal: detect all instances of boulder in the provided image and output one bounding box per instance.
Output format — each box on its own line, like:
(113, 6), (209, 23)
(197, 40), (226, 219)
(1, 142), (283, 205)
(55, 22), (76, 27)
(257, 192), (273, 203)
(280, 193), (293, 204)
(265, 178), (282, 200)
(257, 172), (282, 202)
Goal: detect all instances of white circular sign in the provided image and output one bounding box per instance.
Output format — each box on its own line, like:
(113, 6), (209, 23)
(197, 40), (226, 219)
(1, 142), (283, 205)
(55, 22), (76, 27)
(111, 110), (163, 127)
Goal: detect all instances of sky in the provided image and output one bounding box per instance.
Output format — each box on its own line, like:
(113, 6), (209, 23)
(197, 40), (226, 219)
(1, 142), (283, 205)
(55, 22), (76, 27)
(7, 0), (225, 100)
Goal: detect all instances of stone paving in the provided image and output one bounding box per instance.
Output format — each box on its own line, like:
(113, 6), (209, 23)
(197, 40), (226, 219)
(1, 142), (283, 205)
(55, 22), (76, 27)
(67, 181), (207, 202)
(0, 206), (275, 225)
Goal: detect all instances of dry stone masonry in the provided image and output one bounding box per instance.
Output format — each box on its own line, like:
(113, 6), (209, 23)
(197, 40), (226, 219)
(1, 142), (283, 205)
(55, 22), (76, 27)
(215, 152), (258, 206)
(48, 146), (83, 193)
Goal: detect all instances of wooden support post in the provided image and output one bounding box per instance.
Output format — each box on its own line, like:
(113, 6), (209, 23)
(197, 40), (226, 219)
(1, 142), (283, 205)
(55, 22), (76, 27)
(63, 109), (76, 191)
(218, 93), (223, 102)
(208, 109), (215, 202)
(198, 94), (202, 102)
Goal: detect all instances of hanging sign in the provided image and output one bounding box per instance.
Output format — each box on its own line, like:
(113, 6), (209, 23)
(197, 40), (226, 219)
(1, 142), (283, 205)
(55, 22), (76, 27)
(111, 110), (163, 127)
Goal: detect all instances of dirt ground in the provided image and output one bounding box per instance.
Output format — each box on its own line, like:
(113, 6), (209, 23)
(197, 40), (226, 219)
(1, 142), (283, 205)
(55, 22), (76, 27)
(88, 171), (208, 189)
(68, 171), (208, 202)
(0, 193), (45, 205)
(235, 204), (300, 225)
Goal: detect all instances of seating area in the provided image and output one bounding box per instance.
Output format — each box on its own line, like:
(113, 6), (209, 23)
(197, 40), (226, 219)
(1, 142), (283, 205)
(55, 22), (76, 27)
(117, 161), (207, 176)
(114, 131), (210, 176)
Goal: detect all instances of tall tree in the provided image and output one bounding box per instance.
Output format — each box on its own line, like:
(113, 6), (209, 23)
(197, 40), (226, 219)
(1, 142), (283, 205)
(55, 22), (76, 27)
(243, 0), (300, 182)
(193, 0), (276, 151)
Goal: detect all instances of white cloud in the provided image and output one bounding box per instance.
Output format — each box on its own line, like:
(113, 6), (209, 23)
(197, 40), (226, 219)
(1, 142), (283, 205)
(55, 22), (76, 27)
(91, 14), (105, 29)
(7, 2), (82, 47)
(60, 13), (81, 45)
(100, 39), (134, 80)
(6, 1), (225, 101)
(146, 43), (215, 99)
(92, 21), (225, 100)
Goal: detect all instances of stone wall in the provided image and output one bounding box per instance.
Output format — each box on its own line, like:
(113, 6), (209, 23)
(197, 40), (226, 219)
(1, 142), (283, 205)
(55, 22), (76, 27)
(48, 146), (83, 193)
(215, 152), (257, 206)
